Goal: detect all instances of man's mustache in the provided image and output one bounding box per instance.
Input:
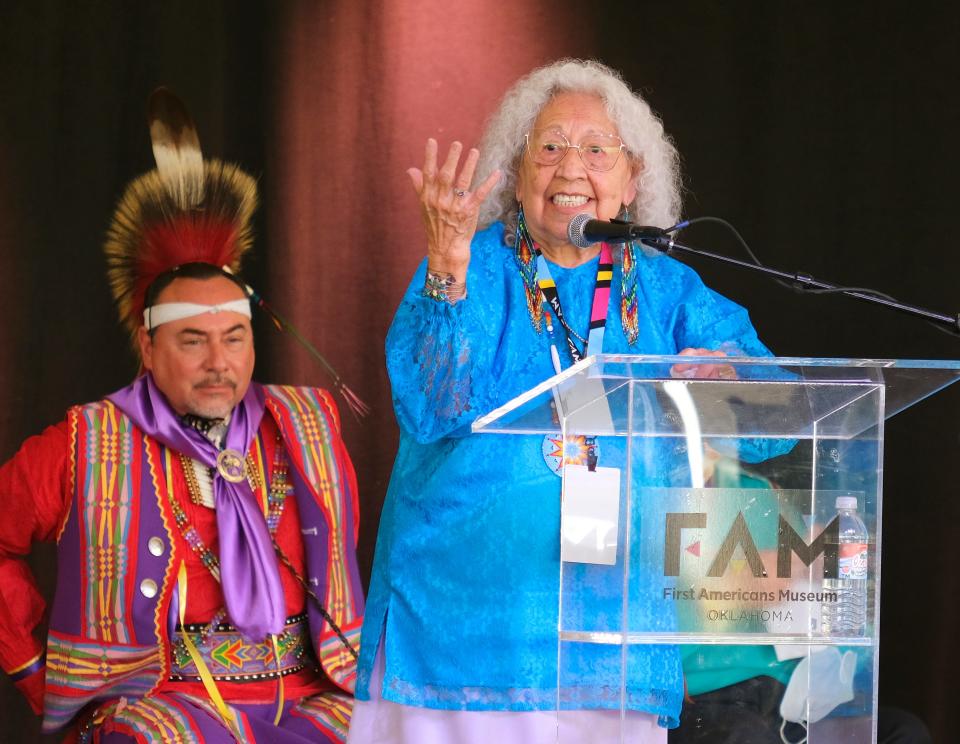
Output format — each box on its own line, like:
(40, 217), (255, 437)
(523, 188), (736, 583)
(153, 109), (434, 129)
(194, 376), (237, 389)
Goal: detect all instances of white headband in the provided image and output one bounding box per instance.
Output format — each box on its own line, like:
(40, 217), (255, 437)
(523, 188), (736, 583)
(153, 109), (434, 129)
(143, 299), (252, 330)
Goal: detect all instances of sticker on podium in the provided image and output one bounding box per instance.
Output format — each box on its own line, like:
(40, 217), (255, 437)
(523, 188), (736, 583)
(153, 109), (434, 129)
(560, 464), (620, 565)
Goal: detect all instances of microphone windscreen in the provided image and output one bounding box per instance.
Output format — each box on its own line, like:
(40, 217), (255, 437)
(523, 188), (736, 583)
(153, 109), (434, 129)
(567, 213), (595, 249)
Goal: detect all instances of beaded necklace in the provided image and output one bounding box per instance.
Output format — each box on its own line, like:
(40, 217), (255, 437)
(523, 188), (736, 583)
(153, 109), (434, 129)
(171, 436), (290, 641)
(514, 203), (641, 345)
(170, 434), (358, 661)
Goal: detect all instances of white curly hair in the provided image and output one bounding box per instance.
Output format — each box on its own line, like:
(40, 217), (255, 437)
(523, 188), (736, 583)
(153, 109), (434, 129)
(475, 58), (681, 243)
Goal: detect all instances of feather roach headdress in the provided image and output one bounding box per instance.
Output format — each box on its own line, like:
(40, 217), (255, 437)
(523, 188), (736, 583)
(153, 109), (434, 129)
(105, 88), (257, 340)
(104, 88), (369, 418)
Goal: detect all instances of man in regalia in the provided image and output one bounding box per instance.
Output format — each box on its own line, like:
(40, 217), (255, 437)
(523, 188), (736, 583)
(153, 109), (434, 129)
(0, 91), (364, 743)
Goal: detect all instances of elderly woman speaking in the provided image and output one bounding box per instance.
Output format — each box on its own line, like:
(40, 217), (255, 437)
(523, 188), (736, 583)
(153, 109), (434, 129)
(348, 59), (773, 743)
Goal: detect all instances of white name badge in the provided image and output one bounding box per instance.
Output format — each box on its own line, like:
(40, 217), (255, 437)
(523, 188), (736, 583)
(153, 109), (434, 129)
(560, 464), (621, 565)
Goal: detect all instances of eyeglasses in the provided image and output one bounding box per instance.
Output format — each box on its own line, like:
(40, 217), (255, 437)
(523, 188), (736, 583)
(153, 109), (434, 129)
(524, 129), (627, 172)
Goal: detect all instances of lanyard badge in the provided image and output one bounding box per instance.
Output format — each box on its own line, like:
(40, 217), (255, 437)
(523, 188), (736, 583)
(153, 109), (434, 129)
(531, 243), (622, 565)
(536, 243), (613, 476)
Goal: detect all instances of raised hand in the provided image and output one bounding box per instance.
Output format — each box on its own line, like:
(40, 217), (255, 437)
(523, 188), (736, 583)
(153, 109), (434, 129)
(408, 139), (500, 282)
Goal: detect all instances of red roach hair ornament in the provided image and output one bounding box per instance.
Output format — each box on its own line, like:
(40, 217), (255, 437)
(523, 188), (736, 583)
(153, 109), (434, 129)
(104, 88), (368, 418)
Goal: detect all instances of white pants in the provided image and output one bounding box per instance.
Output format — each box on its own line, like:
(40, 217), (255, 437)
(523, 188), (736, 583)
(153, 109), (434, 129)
(347, 641), (667, 744)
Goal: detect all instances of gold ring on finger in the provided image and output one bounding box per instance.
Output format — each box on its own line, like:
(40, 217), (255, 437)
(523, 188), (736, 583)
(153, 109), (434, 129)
(453, 189), (466, 197)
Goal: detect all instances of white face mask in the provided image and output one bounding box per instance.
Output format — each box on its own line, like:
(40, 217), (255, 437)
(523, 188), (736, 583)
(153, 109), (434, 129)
(779, 647), (857, 741)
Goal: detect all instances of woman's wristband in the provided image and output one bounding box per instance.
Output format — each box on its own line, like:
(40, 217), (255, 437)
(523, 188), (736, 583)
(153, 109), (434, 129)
(423, 268), (467, 304)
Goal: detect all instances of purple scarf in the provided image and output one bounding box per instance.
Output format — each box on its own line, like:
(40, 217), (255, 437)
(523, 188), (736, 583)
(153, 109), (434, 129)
(109, 374), (285, 641)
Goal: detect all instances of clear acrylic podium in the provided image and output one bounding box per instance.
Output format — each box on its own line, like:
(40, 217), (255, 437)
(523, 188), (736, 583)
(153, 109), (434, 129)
(472, 355), (960, 744)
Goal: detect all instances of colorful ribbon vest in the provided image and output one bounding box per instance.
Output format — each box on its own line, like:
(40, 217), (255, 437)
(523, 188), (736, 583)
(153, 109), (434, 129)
(41, 384), (363, 733)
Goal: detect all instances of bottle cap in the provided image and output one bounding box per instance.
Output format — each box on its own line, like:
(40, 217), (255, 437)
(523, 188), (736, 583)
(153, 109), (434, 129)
(835, 495), (858, 510)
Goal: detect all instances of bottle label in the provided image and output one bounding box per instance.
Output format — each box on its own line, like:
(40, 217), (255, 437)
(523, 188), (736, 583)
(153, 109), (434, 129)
(838, 543), (868, 579)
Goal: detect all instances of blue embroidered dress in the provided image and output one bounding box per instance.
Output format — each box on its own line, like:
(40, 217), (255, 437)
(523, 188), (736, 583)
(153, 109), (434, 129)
(356, 223), (774, 727)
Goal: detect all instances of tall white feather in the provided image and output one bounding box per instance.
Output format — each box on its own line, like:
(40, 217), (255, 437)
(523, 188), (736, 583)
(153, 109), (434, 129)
(147, 88), (205, 209)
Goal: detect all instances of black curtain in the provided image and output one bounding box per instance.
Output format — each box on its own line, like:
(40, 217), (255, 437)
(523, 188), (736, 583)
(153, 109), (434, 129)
(0, 3), (274, 741)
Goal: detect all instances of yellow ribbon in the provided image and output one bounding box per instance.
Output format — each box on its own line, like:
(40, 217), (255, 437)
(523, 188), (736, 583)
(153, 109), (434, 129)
(168, 449), (286, 733)
(271, 633), (285, 725)
(177, 561), (242, 740)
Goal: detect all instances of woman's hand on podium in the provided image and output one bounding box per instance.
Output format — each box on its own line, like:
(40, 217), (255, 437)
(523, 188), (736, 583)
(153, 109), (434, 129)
(671, 347), (738, 380)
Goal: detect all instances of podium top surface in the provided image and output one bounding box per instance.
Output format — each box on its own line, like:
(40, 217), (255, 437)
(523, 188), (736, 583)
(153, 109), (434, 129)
(472, 354), (960, 438)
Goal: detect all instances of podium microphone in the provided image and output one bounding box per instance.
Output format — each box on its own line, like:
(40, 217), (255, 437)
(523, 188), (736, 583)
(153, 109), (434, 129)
(567, 213), (671, 248)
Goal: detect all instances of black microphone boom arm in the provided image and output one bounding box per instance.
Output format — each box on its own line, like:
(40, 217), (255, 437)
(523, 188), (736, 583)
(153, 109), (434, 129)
(640, 235), (960, 333)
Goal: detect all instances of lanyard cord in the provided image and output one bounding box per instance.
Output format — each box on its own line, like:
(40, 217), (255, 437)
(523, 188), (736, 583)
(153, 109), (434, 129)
(535, 243), (614, 364)
(535, 245), (613, 474)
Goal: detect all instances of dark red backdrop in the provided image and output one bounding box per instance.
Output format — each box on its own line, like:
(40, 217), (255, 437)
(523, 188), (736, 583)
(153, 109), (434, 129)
(1, 2), (958, 741)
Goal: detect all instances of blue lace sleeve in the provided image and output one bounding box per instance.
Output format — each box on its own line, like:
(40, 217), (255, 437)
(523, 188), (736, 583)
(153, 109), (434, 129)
(385, 231), (509, 444)
(652, 256), (795, 463)
(664, 259), (771, 356)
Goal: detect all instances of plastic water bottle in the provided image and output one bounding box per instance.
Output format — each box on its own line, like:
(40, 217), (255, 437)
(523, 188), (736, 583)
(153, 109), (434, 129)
(820, 496), (868, 636)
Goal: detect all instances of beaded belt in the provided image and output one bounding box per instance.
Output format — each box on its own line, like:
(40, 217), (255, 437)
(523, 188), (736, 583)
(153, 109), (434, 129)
(170, 612), (315, 682)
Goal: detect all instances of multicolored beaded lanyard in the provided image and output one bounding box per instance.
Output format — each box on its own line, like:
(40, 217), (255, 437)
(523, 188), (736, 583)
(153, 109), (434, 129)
(515, 208), (613, 474)
(536, 245), (613, 364)
(516, 205), (641, 346)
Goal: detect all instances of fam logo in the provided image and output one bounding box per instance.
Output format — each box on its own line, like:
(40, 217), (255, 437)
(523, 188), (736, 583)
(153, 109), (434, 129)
(663, 511), (841, 579)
